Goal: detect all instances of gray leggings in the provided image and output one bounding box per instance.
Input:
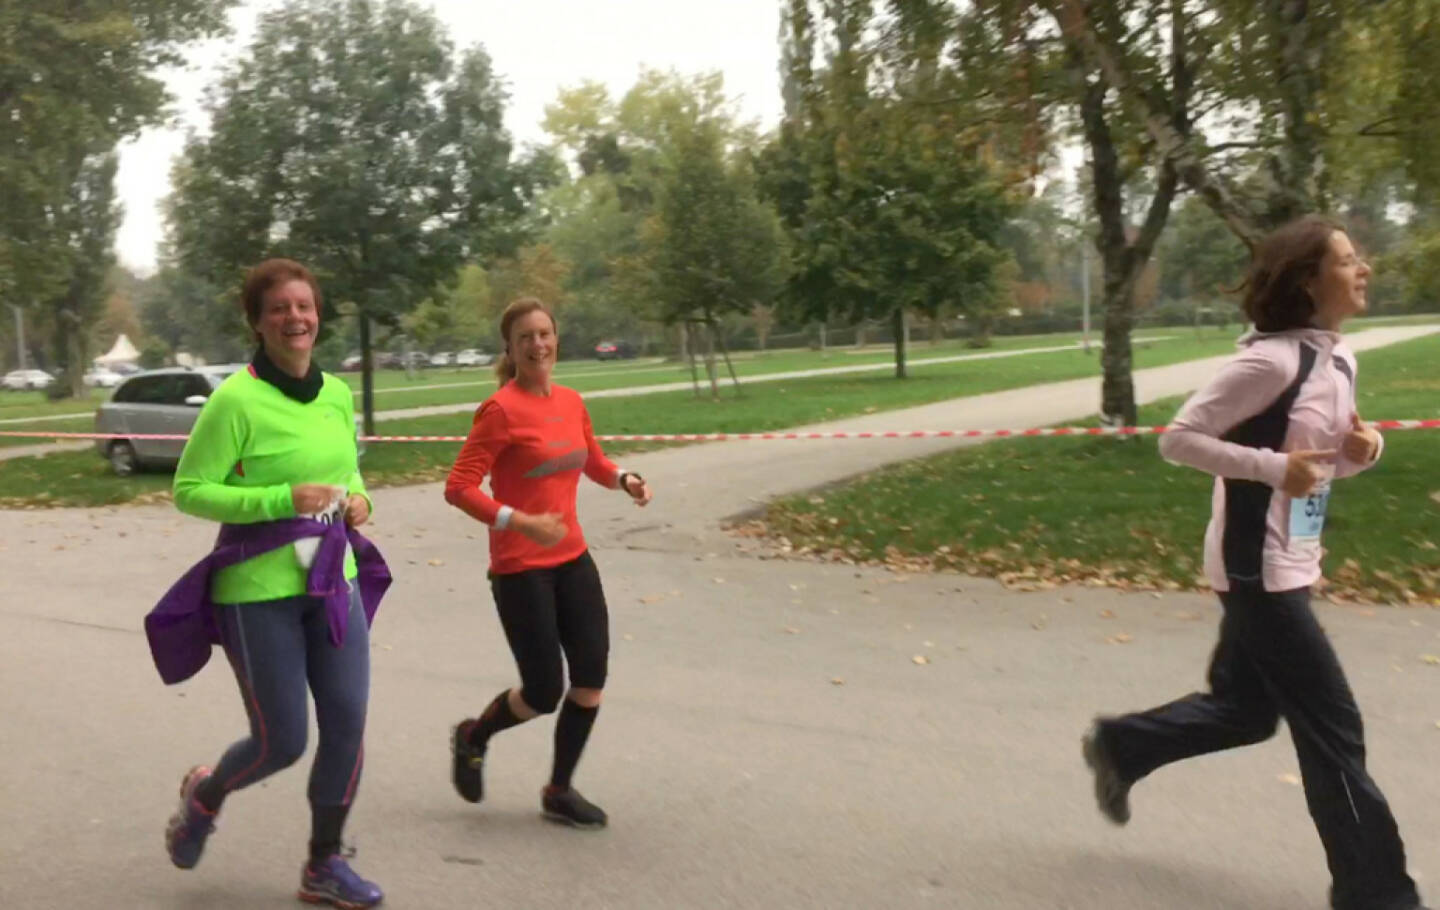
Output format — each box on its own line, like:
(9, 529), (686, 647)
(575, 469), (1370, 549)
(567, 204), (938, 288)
(212, 585), (370, 808)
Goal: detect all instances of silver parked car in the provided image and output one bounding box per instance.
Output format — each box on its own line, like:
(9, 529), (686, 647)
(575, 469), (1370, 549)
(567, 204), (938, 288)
(95, 366), (244, 476)
(95, 365), (366, 476)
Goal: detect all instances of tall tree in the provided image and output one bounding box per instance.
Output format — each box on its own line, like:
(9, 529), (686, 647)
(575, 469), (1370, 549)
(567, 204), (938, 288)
(0, 0), (235, 318)
(768, 0), (1014, 377)
(540, 69), (762, 357)
(637, 123), (787, 396)
(167, 0), (550, 432)
(41, 152), (122, 397)
(1047, 0), (1440, 246)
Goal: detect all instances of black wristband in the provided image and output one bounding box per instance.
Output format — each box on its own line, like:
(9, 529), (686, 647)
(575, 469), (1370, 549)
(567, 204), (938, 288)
(618, 471), (643, 492)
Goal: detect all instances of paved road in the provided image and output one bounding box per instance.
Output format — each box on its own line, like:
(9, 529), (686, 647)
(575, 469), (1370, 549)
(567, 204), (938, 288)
(0, 322), (1436, 909)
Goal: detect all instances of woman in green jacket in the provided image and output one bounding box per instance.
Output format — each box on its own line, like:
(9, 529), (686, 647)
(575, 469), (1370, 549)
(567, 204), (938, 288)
(162, 259), (383, 909)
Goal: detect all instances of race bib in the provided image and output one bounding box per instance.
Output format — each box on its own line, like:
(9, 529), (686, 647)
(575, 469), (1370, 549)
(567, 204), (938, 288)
(294, 488), (347, 569)
(1288, 479), (1331, 544)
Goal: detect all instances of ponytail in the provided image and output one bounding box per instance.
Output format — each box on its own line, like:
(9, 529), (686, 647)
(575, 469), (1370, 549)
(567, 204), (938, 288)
(493, 350), (517, 386)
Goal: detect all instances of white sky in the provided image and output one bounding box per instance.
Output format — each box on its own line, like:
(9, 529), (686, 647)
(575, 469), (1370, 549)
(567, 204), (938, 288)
(113, 0), (788, 274)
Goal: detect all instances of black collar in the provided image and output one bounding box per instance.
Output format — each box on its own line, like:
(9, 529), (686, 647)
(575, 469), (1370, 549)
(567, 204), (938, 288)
(251, 346), (323, 403)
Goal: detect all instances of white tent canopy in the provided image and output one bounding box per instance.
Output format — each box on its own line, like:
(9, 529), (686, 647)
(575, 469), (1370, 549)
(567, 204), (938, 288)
(94, 334), (140, 366)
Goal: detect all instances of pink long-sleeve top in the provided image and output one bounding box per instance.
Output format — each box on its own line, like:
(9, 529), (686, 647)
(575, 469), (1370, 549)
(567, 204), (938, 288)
(1157, 328), (1381, 593)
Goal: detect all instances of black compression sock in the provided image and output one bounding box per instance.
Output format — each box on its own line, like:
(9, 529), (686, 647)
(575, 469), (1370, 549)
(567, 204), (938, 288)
(550, 700), (599, 790)
(469, 690), (526, 749)
(309, 804), (351, 864)
(194, 773), (225, 814)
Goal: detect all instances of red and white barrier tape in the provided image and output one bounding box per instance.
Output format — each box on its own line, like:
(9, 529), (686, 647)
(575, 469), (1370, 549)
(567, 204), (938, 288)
(3, 419), (1439, 444)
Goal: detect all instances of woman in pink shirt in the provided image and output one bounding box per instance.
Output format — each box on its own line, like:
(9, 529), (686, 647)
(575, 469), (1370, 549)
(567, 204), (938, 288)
(1081, 216), (1426, 910)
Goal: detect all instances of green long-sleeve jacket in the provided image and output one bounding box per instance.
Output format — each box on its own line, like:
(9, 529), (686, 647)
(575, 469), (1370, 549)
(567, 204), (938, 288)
(173, 368), (369, 604)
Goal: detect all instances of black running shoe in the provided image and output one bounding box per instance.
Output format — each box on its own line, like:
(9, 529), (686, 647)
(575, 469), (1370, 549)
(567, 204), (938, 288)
(1082, 721), (1131, 826)
(451, 721), (485, 804)
(541, 787), (607, 829)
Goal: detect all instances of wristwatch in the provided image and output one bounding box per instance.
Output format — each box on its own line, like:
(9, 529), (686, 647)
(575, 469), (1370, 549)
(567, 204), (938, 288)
(618, 471), (644, 493)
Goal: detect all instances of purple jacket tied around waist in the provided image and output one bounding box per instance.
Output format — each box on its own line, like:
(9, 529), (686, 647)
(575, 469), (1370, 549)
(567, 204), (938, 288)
(145, 517), (391, 684)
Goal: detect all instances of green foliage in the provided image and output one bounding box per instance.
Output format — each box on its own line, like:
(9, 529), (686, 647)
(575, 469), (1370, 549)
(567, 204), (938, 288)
(641, 124), (787, 327)
(1153, 198), (1248, 306)
(1382, 222), (1440, 315)
(138, 265), (248, 364)
(760, 331), (1440, 605)
(164, 0), (553, 427)
(765, 0), (1016, 370)
(539, 69), (766, 355)
(0, 0), (236, 308)
(402, 263), (490, 350)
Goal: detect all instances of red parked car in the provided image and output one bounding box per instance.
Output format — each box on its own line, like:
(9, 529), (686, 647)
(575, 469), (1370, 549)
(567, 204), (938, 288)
(594, 340), (637, 360)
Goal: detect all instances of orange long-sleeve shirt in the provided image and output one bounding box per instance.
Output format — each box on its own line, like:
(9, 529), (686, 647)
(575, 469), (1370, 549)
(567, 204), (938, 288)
(444, 382), (620, 574)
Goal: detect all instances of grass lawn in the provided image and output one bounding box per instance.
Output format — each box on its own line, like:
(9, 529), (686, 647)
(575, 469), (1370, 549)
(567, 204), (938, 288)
(752, 332), (1440, 606)
(0, 328), (1201, 449)
(0, 323), (1432, 518)
(0, 331), (1219, 504)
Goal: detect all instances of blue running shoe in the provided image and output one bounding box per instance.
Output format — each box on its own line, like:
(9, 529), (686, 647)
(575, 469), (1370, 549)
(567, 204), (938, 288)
(165, 765), (217, 869)
(298, 853), (384, 909)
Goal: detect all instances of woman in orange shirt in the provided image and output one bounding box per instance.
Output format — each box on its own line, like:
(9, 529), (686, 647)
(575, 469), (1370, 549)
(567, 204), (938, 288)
(443, 297), (652, 829)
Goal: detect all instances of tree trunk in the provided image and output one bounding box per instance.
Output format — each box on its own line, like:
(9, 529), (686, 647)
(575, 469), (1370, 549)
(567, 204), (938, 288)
(1073, 38), (1180, 427)
(684, 322), (702, 397)
(892, 306), (908, 379)
(855, 320), (867, 348)
(714, 318), (742, 391)
(1099, 268), (1139, 426)
(676, 322), (689, 363)
(359, 313), (376, 436)
(704, 320), (719, 399)
(930, 314), (944, 345)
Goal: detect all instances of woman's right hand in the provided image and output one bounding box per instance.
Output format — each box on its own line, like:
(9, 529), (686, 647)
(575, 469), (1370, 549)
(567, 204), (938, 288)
(514, 511), (567, 547)
(1281, 450), (1335, 498)
(293, 483), (342, 514)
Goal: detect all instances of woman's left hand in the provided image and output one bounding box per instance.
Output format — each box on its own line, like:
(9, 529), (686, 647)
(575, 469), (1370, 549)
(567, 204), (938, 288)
(623, 474), (653, 507)
(1340, 413), (1381, 464)
(344, 494), (371, 527)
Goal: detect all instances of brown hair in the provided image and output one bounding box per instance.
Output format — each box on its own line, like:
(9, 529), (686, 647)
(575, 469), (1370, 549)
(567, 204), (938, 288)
(494, 297), (558, 386)
(1240, 215), (1344, 332)
(240, 259), (323, 340)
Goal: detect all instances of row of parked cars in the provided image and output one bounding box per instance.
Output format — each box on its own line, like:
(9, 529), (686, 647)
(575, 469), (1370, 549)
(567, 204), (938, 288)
(335, 341), (638, 370)
(338, 349), (494, 371)
(2, 365), (134, 391)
